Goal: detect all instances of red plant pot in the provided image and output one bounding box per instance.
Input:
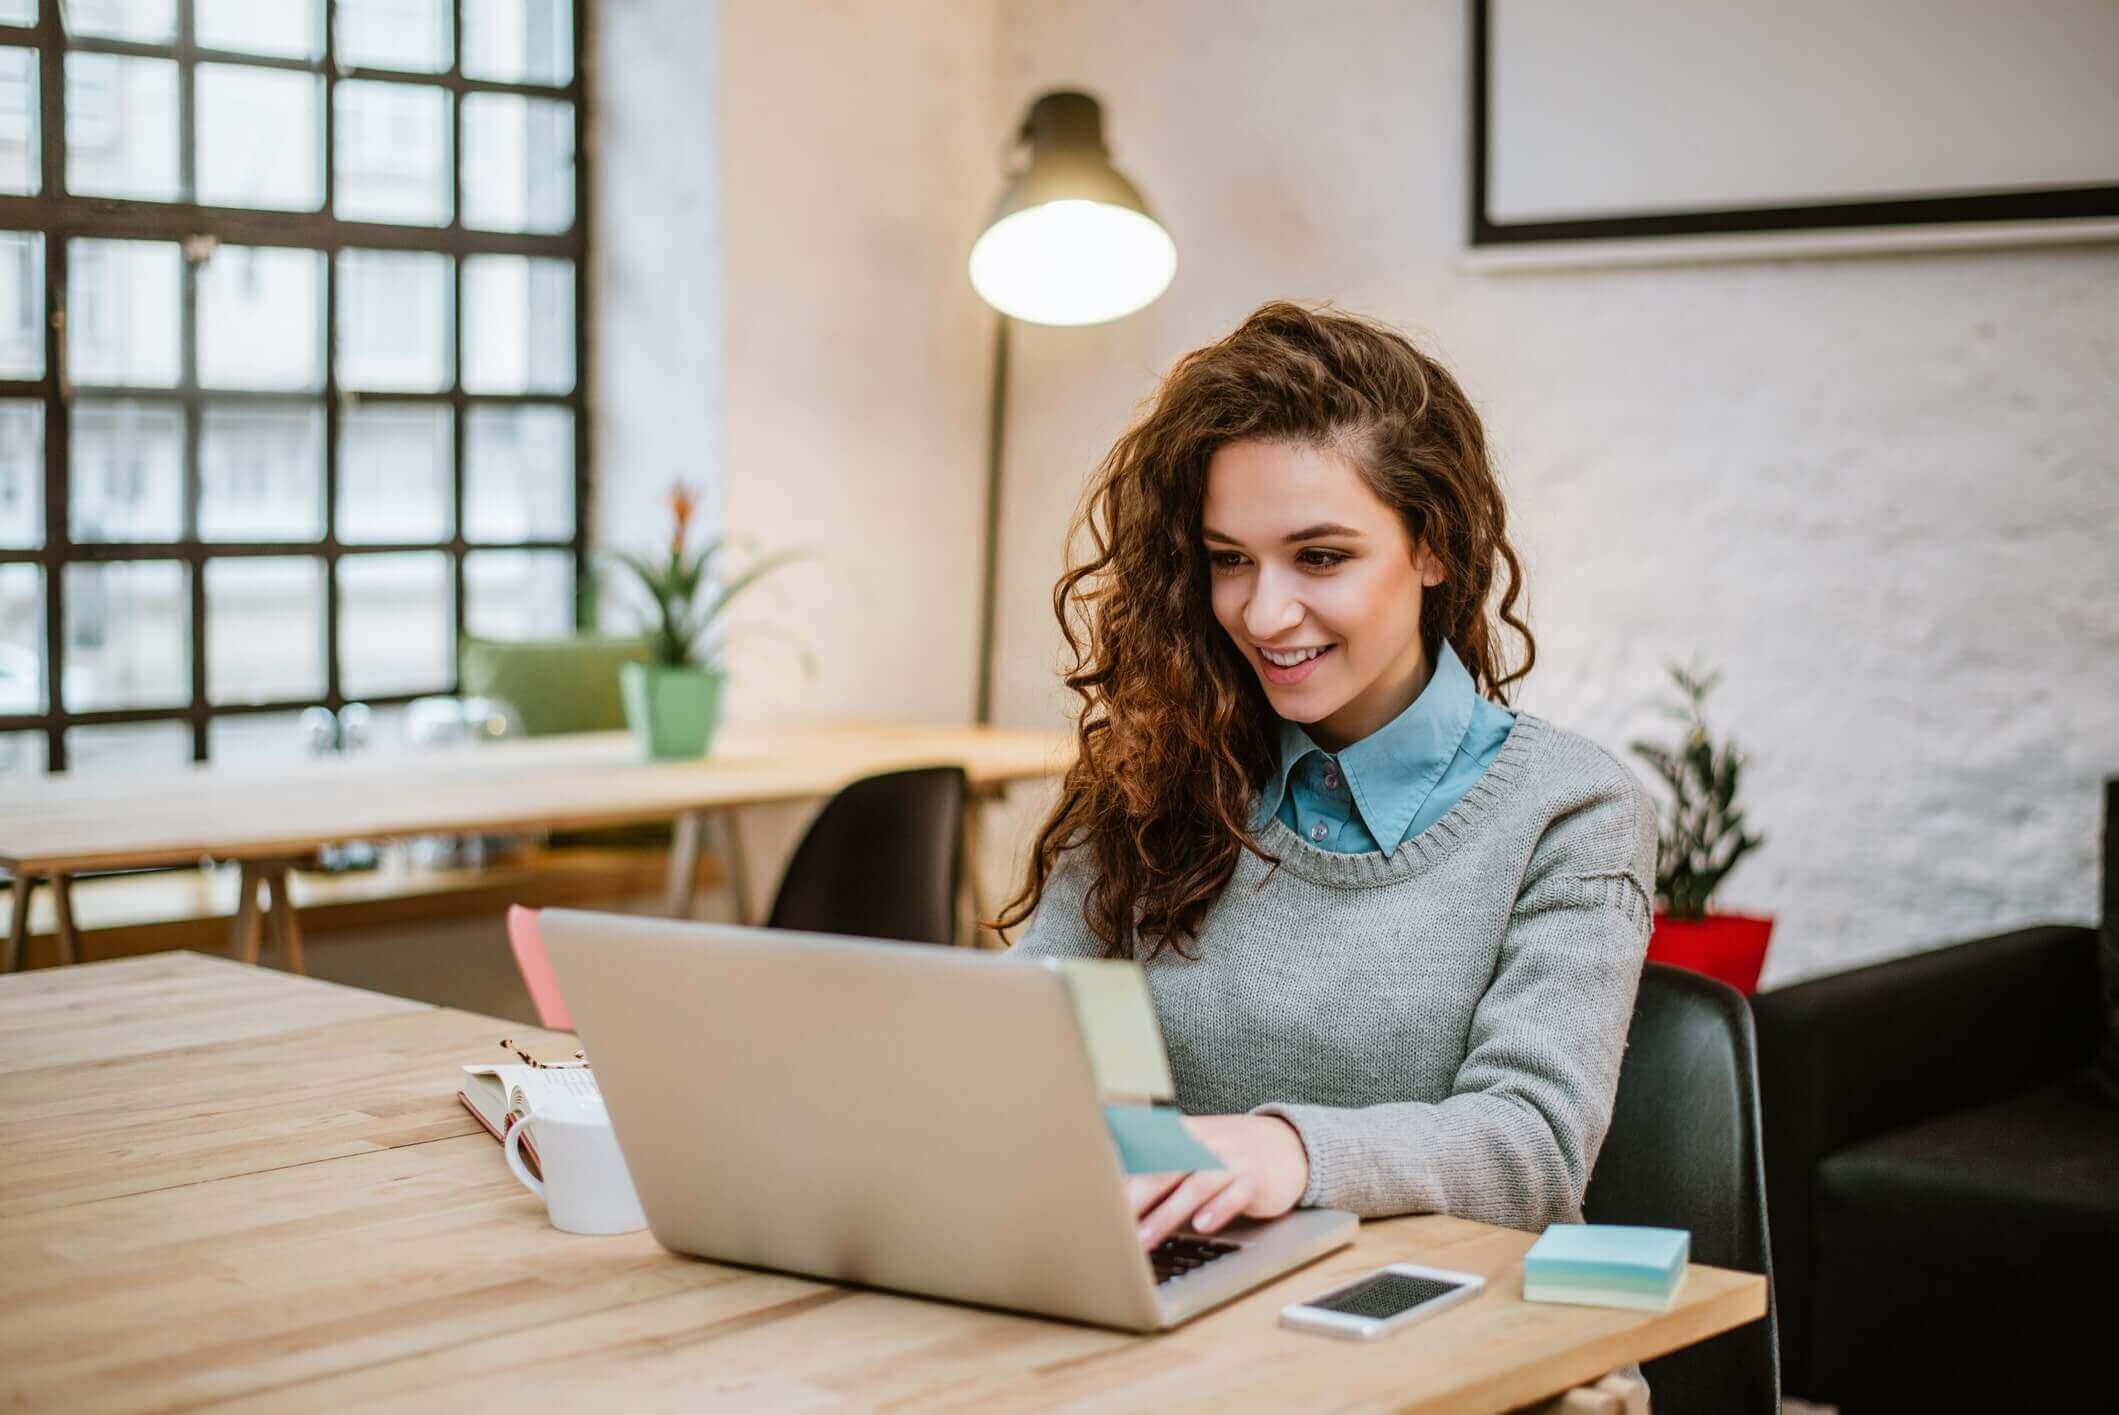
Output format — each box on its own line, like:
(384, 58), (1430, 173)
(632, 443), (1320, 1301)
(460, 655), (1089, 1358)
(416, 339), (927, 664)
(1646, 912), (1775, 995)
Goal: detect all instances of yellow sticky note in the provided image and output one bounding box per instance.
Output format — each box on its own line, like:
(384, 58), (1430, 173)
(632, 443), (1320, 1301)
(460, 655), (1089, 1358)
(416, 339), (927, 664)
(1046, 958), (1175, 1103)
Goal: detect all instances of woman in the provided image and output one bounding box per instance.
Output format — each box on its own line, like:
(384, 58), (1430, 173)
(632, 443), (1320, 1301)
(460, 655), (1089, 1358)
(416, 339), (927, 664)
(1000, 301), (1658, 1254)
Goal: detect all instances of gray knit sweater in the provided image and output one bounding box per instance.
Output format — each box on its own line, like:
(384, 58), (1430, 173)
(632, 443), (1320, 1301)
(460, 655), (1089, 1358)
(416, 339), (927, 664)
(1012, 711), (1658, 1232)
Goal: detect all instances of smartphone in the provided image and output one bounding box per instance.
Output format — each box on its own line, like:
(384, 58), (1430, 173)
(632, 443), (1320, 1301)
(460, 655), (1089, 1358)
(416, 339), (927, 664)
(1278, 1262), (1486, 1340)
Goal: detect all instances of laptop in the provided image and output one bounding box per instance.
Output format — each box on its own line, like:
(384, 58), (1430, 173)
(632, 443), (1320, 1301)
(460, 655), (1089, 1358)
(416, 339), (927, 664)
(537, 908), (1357, 1331)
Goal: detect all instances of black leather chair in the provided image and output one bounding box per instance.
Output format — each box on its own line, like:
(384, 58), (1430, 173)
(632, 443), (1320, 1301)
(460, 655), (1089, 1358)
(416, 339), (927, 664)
(1584, 962), (1780, 1415)
(765, 766), (967, 947)
(1753, 776), (2117, 1411)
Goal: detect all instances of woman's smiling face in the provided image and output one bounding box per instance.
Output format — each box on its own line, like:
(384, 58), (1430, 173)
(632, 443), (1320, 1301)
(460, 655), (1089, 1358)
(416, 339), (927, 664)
(1202, 438), (1442, 751)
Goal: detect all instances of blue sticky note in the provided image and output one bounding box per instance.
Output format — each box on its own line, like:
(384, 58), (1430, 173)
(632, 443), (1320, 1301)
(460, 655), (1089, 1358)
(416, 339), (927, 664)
(1103, 1105), (1225, 1174)
(1523, 1224), (1690, 1310)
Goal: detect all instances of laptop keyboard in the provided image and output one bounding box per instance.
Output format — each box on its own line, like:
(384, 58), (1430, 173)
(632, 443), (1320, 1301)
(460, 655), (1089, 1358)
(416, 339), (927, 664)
(1149, 1234), (1242, 1285)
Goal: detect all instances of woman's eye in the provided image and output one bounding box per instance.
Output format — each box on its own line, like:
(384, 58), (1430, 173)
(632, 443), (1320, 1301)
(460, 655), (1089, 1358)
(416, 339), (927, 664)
(1298, 549), (1348, 569)
(1207, 551), (1247, 572)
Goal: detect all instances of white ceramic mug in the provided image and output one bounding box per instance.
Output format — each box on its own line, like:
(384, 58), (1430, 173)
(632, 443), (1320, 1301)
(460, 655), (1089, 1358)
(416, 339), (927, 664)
(504, 1103), (649, 1236)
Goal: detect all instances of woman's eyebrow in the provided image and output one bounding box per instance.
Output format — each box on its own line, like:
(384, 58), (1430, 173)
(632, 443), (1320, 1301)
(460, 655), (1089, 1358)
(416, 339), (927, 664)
(1201, 523), (1366, 545)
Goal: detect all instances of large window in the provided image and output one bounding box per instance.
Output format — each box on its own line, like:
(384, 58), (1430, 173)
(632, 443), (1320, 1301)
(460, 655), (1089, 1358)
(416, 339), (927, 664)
(0, 0), (586, 776)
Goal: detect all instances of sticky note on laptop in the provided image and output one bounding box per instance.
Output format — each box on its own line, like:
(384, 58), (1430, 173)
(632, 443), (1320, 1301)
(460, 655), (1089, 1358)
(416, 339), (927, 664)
(1043, 958), (1174, 1104)
(1522, 1224), (1690, 1311)
(1103, 1104), (1225, 1175)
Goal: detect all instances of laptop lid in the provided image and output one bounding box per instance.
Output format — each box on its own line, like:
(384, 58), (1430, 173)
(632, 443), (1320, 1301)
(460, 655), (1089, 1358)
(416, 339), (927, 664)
(538, 909), (1165, 1331)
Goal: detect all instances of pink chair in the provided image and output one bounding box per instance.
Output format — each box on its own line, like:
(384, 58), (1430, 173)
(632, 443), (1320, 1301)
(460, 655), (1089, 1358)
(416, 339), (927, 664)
(506, 905), (573, 1030)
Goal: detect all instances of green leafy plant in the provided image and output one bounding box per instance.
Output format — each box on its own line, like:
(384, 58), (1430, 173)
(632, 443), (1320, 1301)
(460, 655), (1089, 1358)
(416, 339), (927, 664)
(1628, 662), (1764, 920)
(600, 483), (803, 669)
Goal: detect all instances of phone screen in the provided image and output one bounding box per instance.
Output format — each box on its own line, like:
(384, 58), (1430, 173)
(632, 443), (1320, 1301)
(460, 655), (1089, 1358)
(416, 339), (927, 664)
(1306, 1271), (1469, 1320)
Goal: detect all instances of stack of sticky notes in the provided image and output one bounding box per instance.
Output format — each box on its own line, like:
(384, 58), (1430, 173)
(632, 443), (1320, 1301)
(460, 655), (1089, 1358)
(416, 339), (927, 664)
(1041, 957), (1225, 1175)
(1522, 1224), (1690, 1311)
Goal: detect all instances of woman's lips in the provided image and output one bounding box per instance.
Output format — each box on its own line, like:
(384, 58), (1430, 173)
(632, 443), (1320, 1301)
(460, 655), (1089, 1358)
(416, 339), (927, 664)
(1257, 644), (1335, 686)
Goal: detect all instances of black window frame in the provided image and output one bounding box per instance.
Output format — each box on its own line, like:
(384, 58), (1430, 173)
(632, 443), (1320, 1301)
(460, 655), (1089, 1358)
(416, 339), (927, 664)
(0, 0), (591, 773)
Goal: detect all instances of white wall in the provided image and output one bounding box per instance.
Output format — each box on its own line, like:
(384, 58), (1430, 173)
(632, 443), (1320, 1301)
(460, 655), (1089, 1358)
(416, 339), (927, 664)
(609, 1), (2116, 985)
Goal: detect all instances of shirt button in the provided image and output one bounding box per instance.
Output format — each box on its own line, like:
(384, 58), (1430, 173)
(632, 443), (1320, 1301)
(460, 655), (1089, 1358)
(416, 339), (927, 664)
(1309, 822), (1329, 842)
(1322, 769), (1341, 790)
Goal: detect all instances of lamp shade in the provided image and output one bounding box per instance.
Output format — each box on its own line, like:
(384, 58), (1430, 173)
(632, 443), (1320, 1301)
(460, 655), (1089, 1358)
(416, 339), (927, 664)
(970, 92), (1175, 327)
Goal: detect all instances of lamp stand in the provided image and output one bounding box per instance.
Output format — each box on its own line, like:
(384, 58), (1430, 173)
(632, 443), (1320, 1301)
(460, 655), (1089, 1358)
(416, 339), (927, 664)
(973, 311), (1011, 725)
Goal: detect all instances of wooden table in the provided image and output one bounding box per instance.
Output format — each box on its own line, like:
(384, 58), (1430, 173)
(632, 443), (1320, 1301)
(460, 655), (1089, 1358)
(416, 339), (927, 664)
(0, 954), (1767, 1411)
(0, 721), (1074, 971)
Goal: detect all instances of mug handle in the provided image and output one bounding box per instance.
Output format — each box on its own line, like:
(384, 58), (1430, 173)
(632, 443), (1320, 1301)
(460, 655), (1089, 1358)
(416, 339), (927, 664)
(504, 1116), (544, 1200)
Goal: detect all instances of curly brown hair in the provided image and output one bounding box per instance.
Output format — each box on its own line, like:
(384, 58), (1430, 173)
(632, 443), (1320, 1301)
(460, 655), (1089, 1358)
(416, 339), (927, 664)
(992, 300), (1535, 961)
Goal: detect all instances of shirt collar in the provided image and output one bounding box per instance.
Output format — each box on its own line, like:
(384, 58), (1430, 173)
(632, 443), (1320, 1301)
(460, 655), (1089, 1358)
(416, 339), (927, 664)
(1256, 639), (1481, 854)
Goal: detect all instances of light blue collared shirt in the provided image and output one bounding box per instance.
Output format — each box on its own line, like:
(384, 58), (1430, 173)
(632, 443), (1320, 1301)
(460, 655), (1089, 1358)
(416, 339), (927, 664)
(1257, 639), (1517, 855)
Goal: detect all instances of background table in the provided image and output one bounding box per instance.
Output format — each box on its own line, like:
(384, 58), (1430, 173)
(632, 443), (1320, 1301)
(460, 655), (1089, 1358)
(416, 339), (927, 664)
(0, 720), (1073, 970)
(0, 954), (1766, 1411)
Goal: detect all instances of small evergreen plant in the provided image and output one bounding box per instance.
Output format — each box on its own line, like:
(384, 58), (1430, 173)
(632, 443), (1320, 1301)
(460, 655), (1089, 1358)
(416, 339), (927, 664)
(600, 483), (802, 669)
(1628, 663), (1764, 920)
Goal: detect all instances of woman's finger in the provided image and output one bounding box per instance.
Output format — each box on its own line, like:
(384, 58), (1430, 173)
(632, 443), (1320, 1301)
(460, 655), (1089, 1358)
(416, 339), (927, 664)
(1139, 1169), (1239, 1250)
(1188, 1172), (1255, 1234)
(1125, 1171), (1188, 1219)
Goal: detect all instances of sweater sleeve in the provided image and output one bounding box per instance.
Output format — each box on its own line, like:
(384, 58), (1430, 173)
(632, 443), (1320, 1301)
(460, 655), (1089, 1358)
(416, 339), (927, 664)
(1252, 769), (1658, 1228)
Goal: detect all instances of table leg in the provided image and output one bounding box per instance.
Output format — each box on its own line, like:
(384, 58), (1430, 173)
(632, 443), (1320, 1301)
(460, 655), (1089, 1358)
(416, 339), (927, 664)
(719, 808), (756, 926)
(263, 864), (306, 975)
(665, 810), (703, 919)
(4, 871), (36, 972)
(231, 861), (265, 966)
(48, 872), (80, 966)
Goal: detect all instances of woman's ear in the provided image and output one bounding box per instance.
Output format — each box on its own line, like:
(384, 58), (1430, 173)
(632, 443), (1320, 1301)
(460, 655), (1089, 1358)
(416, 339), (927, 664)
(1414, 542), (1446, 589)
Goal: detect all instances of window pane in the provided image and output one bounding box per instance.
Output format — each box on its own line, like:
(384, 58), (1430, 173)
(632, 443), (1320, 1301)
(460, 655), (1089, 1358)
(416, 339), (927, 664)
(465, 549), (572, 640)
(465, 405), (571, 542)
(338, 551), (451, 696)
(68, 239), (181, 387)
(0, 48), (40, 195)
(62, 559), (189, 709)
(0, 231), (40, 378)
(196, 65), (322, 211)
(69, 400), (183, 542)
(66, 721), (191, 773)
(60, 0), (173, 42)
(0, 730), (44, 778)
(462, 95), (573, 234)
(197, 244), (324, 390)
(206, 556), (325, 704)
(336, 0), (450, 74)
(199, 404), (324, 541)
(0, 3), (35, 27)
(336, 249), (451, 391)
(334, 80), (450, 226)
(0, 399), (41, 547)
(0, 562), (39, 712)
(339, 404), (450, 543)
(209, 710), (318, 764)
(463, 255), (573, 394)
(65, 55), (180, 202)
(197, 0), (324, 59)
(463, 0), (572, 85)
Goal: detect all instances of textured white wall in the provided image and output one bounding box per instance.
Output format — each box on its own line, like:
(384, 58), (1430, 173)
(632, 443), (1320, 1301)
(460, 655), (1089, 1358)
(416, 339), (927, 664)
(986, 2), (2119, 986)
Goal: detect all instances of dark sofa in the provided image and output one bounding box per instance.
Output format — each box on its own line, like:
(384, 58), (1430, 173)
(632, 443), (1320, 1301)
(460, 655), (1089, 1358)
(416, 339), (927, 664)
(1753, 780), (2118, 1412)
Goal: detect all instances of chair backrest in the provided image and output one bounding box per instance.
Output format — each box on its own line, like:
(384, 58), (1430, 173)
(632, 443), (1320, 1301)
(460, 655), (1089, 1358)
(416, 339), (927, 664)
(1584, 963), (1781, 1415)
(458, 635), (649, 736)
(765, 766), (967, 947)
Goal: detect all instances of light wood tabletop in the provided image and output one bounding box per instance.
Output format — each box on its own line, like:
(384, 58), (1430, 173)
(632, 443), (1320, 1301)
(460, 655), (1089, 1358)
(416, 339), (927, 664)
(2, 720), (1075, 970)
(0, 953), (1767, 1412)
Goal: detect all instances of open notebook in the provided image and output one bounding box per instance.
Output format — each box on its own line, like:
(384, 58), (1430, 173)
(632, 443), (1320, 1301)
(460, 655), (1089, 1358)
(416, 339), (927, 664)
(456, 1063), (604, 1181)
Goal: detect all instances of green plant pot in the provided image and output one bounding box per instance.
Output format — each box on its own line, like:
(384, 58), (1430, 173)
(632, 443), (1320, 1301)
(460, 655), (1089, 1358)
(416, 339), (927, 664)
(618, 662), (726, 761)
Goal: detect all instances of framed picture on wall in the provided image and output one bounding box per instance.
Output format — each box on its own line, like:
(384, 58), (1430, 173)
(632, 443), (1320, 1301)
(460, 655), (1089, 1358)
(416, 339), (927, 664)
(1468, 0), (2119, 264)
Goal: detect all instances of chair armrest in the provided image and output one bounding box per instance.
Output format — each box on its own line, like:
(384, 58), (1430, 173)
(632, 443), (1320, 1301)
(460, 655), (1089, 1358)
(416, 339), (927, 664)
(1751, 923), (2099, 1394)
(1753, 924), (2100, 1157)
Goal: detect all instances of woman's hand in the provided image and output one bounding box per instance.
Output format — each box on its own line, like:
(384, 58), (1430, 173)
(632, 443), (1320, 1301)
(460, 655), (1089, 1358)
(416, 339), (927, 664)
(1126, 1113), (1310, 1250)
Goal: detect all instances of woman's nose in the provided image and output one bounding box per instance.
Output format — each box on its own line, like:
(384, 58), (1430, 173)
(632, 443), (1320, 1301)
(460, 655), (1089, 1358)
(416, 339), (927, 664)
(1243, 568), (1304, 640)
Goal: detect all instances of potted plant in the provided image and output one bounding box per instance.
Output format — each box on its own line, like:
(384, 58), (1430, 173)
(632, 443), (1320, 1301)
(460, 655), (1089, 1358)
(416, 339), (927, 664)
(602, 483), (799, 761)
(1628, 663), (1772, 994)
